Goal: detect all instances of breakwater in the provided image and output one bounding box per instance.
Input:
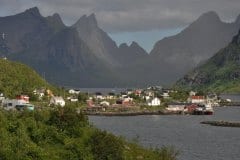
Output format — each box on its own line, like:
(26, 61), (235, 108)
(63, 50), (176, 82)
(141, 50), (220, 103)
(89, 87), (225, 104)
(86, 110), (180, 116)
(201, 121), (240, 128)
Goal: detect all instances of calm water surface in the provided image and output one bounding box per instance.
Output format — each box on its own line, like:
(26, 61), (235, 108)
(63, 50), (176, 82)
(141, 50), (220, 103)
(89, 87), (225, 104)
(89, 107), (240, 160)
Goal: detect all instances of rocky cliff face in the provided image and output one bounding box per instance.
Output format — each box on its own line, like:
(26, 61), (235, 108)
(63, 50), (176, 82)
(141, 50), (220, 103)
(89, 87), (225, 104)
(0, 7), (120, 87)
(72, 14), (119, 66)
(0, 7), (240, 87)
(149, 11), (240, 82)
(176, 29), (240, 92)
(116, 42), (148, 65)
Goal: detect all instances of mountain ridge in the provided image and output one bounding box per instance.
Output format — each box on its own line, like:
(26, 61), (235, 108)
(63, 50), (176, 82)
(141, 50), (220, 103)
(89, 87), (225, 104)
(175, 29), (240, 93)
(1, 7), (240, 87)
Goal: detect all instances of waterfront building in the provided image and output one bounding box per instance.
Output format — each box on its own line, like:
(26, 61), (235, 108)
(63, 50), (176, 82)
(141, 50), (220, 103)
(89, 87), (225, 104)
(147, 97), (161, 106)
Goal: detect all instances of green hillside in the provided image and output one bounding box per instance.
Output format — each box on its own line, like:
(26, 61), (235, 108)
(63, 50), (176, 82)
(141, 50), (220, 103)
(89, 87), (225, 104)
(0, 106), (178, 160)
(0, 58), (53, 97)
(176, 30), (240, 93)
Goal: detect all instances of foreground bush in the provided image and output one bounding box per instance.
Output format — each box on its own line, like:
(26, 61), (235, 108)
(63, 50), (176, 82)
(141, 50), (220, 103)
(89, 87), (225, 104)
(0, 106), (178, 160)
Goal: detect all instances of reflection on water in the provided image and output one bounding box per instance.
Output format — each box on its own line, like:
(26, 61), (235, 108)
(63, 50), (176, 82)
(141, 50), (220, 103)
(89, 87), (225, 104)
(89, 107), (240, 160)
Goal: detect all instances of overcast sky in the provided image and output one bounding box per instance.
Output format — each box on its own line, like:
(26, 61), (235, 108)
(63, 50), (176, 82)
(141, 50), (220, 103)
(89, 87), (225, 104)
(0, 0), (240, 51)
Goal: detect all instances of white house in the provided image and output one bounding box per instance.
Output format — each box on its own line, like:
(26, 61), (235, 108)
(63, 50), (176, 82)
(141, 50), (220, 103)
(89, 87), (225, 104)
(162, 92), (170, 98)
(95, 92), (104, 100)
(2, 99), (34, 111)
(50, 96), (65, 107)
(100, 101), (110, 106)
(147, 97), (161, 106)
(166, 103), (186, 112)
(69, 89), (81, 94)
(70, 98), (78, 102)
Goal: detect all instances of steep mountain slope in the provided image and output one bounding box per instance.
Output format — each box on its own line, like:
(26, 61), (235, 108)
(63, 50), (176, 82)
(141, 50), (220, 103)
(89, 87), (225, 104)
(116, 42), (148, 65)
(0, 7), (121, 87)
(176, 29), (240, 93)
(0, 58), (52, 97)
(1, 8), (240, 87)
(149, 11), (240, 82)
(72, 14), (119, 66)
(0, 7), (54, 55)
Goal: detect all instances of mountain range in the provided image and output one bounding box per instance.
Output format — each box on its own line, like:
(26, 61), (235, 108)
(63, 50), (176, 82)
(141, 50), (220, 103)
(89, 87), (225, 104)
(176, 29), (240, 93)
(0, 7), (239, 87)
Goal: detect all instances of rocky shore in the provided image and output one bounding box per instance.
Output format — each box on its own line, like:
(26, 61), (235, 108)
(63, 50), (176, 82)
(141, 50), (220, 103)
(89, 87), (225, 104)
(201, 121), (240, 128)
(86, 110), (180, 116)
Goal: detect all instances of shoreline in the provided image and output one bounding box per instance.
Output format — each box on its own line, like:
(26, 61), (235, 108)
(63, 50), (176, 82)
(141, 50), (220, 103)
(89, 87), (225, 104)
(201, 121), (240, 128)
(86, 110), (183, 116)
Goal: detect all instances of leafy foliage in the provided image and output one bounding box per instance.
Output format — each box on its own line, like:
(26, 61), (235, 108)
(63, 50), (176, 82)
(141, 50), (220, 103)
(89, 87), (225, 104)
(0, 105), (178, 160)
(176, 37), (240, 93)
(0, 59), (53, 98)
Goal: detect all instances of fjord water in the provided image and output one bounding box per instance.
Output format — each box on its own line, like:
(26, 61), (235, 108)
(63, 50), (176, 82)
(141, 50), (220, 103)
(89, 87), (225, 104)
(89, 107), (240, 160)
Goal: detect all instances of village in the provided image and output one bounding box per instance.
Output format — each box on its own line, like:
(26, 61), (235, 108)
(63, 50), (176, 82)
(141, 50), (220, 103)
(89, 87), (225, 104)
(0, 86), (223, 116)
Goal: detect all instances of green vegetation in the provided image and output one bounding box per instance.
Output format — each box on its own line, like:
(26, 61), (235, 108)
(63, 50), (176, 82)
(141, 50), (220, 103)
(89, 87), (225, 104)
(176, 41), (240, 93)
(0, 59), (54, 98)
(168, 90), (189, 102)
(0, 105), (178, 160)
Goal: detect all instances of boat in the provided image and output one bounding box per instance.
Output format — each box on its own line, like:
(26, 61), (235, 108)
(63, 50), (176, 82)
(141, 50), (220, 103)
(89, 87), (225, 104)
(193, 103), (214, 115)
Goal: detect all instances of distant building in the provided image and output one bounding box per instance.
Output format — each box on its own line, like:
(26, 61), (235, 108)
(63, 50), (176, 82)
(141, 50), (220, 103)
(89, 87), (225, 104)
(100, 101), (110, 106)
(189, 96), (205, 104)
(16, 95), (30, 103)
(106, 92), (115, 99)
(50, 96), (65, 107)
(70, 98), (78, 102)
(2, 99), (34, 111)
(147, 97), (161, 106)
(87, 99), (94, 107)
(135, 89), (142, 96)
(95, 92), (104, 100)
(33, 89), (45, 99)
(144, 90), (155, 97)
(166, 103), (189, 112)
(69, 89), (81, 94)
(116, 97), (133, 106)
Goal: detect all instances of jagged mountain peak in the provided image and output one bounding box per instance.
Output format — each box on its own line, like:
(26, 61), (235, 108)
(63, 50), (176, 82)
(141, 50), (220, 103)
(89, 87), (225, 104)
(130, 41), (140, 47)
(74, 13), (98, 28)
(23, 7), (42, 17)
(196, 11), (221, 23)
(119, 43), (129, 48)
(47, 13), (64, 23)
(46, 13), (66, 32)
(52, 13), (61, 20)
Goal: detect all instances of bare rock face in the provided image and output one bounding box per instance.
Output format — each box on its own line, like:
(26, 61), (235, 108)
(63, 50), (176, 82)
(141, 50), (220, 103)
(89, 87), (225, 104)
(176, 29), (240, 92)
(0, 7), (240, 88)
(149, 11), (240, 83)
(72, 14), (119, 66)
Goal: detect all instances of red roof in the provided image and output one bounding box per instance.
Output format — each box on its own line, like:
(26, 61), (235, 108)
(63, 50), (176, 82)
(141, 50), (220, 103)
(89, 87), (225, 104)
(191, 96), (205, 99)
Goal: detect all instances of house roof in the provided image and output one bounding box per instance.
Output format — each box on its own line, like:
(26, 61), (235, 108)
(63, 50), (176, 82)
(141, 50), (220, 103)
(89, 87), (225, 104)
(191, 96), (205, 99)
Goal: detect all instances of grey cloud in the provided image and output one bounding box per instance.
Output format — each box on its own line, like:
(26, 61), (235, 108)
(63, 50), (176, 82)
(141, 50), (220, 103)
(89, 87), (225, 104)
(0, 0), (240, 32)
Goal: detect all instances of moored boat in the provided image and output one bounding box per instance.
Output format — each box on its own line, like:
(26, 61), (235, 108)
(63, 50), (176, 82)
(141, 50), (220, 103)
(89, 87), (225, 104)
(193, 103), (214, 115)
